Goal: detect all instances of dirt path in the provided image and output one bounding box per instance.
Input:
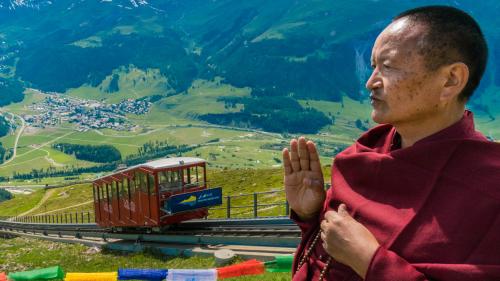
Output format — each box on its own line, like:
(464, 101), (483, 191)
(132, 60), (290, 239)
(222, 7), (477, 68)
(35, 200), (94, 216)
(40, 148), (65, 167)
(17, 189), (56, 217)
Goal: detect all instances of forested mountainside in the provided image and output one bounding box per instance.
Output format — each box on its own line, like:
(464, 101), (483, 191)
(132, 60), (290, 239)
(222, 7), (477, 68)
(1, 0), (499, 128)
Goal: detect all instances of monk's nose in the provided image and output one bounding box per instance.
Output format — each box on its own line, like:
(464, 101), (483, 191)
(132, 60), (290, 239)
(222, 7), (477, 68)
(366, 69), (382, 90)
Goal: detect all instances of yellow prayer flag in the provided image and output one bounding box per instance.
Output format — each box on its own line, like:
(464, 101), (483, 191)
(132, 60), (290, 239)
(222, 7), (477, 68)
(65, 272), (117, 281)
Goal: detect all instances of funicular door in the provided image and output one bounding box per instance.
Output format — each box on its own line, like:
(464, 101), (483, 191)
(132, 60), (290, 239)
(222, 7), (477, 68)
(132, 172), (145, 226)
(182, 164), (210, 218)
(119, 177), (136, 226)
(93, 184), (101, 224)
(115, 179), (127, 226)
(108, 181), (119, 226)
(158, 168), (183, 221)
(148, 172), (159, 225)
(160, 164), (220, 224)
(102, 183), (112, 227)
(141, 171), (158, 225)
(136, 171), (155, 226)
(121, 178), (134, 226)
(129, 175), (142, 226)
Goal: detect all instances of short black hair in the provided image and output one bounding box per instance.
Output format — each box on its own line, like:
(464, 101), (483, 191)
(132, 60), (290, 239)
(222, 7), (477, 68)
(394, 6), (488, 101)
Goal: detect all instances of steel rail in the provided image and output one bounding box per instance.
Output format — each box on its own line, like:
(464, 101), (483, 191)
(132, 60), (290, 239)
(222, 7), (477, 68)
(0, 217), (301, 248)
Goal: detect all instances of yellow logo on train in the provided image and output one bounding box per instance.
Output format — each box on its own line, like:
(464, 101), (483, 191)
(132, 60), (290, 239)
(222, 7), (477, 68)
(180, 195), (197, 205)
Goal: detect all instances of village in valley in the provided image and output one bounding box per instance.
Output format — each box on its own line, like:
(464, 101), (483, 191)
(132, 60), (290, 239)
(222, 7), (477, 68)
(23, 92), (152, 131)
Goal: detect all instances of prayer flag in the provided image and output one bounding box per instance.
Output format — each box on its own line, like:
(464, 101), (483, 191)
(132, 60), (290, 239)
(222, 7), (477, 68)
(64, 272), (117, 281)
(166, 269), (217, 281)
(264, 255), (293, 272)
(8, 266), (64, 281)
(217, 259), (265, 279)
(0, 272), (7, 281)
(118, 268), (168, 281)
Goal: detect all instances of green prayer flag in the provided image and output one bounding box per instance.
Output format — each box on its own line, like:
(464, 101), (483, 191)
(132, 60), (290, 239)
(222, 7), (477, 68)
(8, 266), (64, 281)
(264, 255), (294, 272)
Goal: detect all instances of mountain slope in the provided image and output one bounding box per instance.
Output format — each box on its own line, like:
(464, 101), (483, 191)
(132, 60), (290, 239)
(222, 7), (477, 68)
(0, 0), (499, 121)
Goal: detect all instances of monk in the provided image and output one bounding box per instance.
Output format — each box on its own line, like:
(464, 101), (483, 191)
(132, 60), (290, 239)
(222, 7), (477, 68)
(283, 6), (500, 281)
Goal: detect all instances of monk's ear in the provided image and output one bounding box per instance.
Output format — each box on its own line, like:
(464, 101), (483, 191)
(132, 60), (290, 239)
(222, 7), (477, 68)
(441, 62), (469, 102)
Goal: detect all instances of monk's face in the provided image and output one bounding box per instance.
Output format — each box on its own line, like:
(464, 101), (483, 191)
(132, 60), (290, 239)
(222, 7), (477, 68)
(366, 18), (444, 125)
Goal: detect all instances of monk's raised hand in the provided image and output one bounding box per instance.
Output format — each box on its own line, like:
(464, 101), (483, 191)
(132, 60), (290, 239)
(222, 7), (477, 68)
(283, 136), (325, 220)
(320, 204), (380, 279)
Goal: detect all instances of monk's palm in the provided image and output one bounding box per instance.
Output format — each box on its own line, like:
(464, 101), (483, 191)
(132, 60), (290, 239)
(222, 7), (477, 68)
(285, 169), (325, 218)
(283, 138), (326, 219)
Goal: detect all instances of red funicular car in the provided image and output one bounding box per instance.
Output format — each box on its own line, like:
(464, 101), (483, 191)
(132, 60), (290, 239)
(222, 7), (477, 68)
(92, 157), (222, 231)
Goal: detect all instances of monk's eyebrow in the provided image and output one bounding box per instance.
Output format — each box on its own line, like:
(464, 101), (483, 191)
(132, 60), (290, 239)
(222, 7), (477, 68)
(371, 52), (392, 66)
(379, 48), (394, 58)
(377, 49), (402, 66)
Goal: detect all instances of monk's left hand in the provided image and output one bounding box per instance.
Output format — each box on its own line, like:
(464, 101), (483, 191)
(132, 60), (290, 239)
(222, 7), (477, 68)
(320, 203), (380, 279)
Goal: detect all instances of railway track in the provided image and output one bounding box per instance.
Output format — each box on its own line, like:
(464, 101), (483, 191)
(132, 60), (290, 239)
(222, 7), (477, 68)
(0, 217), (300, 260)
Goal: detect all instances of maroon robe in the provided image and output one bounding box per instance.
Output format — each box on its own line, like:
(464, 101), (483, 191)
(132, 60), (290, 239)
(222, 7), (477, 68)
(292, 111), (500, 281)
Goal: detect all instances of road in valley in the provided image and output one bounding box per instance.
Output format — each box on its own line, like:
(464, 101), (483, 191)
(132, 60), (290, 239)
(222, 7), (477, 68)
(1, 112), (26, 166)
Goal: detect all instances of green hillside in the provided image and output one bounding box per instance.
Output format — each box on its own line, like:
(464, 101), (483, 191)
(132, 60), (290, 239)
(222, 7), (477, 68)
(0, 189), (45, 217)
(0, 167), (332, 220)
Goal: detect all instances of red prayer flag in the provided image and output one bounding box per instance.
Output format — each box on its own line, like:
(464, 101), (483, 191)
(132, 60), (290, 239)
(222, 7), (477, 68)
(217, 259), (265, 279)
(0, 272), (7, 281)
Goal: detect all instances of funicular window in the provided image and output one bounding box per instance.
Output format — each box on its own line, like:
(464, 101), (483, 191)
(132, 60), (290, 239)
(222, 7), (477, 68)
(93, 185), (97, 202)
(148, 173), (156, 196)
(172, 170), (181, 189)
(116, 180), (122, 218)
(142, 173), (148, 193)
(186, 166), (200, 188)
(159, 170), (182, 192)
(123, 179), (130, 201)
(110, 181), (116, 200)
(159, 171), (167, 190)
(134, 171), (144, 198)
(100, 184), (105, 202)
(136, 171), (148, 193)
(105, 183), (110, 203)
(113, 181), (120, 199)
(119, 180), (127, 198)
(195, 166), (199, 183)
(183, 166), (200, 188)
(135, 172), (140, 191)
(116, 181), (121, 199)
(200, 165), (206, 185)
(181, 168), (189, 186)
(184, 167), (191, 185)
(129, 175), (136, 198)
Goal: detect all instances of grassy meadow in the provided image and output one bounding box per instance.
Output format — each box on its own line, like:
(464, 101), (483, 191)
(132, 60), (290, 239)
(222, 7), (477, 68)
(0, 237), (290, 281)
(22, 183), (94, 216)
(66, 66), (173, 104)
(0, 189), (46, 217)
